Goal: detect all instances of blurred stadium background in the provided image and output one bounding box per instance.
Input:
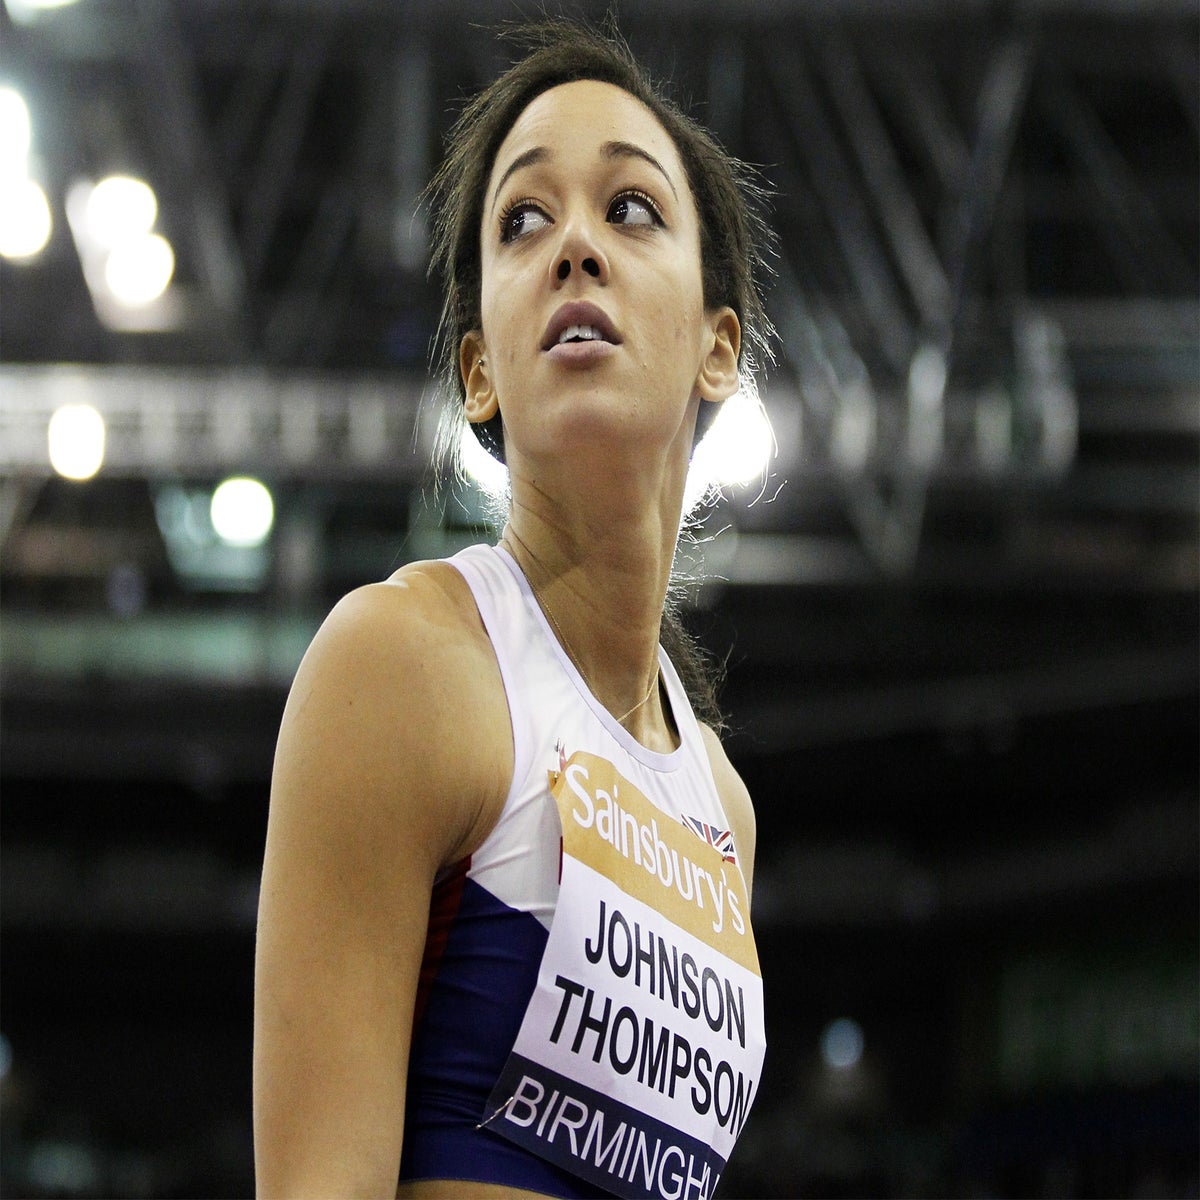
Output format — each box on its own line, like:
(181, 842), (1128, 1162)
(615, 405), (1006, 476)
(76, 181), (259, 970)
(1, 0), (1197, 1196)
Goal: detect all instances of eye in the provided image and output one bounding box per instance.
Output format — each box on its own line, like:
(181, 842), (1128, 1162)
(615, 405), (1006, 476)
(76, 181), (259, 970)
(500, 200), (551, 243)
(607, 190), (663, 228)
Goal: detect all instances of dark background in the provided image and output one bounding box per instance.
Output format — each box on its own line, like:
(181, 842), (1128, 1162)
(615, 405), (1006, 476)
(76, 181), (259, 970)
(1, 1), (1197, 1196)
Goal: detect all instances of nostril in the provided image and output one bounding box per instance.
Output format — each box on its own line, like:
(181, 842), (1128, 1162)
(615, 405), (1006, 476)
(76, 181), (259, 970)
(556, 259), (571, 281)
(582, 257), (600, 278)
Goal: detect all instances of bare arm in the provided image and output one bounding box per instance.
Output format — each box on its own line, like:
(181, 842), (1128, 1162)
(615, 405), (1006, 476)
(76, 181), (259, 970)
(253, 566), (510, 1198)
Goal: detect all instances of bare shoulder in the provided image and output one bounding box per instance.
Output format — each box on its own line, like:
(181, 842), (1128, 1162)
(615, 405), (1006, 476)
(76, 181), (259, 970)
(322, 556), (492, 668)
(274, 557), (511, 870)
(698, 724), (757, 898)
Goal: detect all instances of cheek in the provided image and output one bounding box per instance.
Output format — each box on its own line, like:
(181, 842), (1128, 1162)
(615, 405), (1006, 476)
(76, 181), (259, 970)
(671, 294), (705, 354)
(479, 277), (518, 367)
(496, 307), (521, 368)
(664, 259), (705, 339)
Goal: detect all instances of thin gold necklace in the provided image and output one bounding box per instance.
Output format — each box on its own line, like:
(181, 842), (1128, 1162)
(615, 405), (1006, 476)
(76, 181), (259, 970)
(501, 532), (660, 726)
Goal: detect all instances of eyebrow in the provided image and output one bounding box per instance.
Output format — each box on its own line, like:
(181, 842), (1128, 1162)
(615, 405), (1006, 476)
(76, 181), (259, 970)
(602, 140), (679, 200)
(489, 139), (679, 214)
(489, 146), (549, 213)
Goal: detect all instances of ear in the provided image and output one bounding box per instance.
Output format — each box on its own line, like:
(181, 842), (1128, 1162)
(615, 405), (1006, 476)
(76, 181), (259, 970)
(696, 307), (742, 404)
(460, 331), (499, 424)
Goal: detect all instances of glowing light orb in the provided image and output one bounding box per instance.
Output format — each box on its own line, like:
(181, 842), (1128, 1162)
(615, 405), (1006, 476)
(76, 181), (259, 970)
(0, 86), (32, 171)
(0, 175), (51, 258)
(48, 403), (106, 480)
(210, 477), (275, 547)
(820, 1018), (864, 1071)
(460, 423), (509, 498)
(85, 174), (157, 246)
(103, 232), (174, 306)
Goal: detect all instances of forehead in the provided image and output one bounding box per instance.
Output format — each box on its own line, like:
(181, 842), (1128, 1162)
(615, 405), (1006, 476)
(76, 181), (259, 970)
(489, 78), (687, 194)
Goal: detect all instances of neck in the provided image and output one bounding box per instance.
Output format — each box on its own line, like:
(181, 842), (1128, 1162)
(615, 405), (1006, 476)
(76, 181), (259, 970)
(500, 455), (686, 745)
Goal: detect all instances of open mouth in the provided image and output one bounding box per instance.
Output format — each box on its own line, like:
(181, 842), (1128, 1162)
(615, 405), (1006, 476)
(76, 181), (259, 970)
(556, 324), (606, 345)
(541, 302), (621, 352)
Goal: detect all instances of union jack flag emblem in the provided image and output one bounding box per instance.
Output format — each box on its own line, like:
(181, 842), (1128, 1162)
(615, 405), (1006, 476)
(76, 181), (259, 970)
(681, 814), (737, 866)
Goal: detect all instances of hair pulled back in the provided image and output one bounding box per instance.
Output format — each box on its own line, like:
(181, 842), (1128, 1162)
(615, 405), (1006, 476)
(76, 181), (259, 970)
(424, 18), (775, 727)
(426, 17), (774, 460)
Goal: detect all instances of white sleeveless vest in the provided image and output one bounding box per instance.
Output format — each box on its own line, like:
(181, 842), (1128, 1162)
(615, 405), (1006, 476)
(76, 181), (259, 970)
(399, 543), (765, 1200)
(452, 542), (736, 931)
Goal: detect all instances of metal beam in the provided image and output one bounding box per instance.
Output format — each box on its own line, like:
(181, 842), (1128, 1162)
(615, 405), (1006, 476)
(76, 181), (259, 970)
(762, 38), (916, 376)
(1040, 70), (1196, 296)
(129, 1), (251, 349)
(820, 29), (952, 331)
(239, 34), (332, 286)
(944, 32), (1037, 344)
(0, 365), (432, 480)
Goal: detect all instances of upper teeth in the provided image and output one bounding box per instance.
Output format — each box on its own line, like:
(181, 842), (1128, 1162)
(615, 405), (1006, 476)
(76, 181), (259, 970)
(558, 324), (601, 345)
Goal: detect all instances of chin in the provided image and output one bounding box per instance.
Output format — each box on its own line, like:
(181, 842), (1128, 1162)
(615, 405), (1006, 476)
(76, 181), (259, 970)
(554, 396), (678, 448)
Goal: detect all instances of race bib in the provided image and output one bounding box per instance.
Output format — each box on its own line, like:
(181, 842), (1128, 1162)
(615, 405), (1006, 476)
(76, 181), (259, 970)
(481, 751), (766, 1200)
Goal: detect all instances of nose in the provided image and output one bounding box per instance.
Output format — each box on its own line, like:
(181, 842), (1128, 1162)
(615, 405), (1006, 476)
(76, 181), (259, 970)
(550, 213), (608, 287)
(556, 257), (601, 281)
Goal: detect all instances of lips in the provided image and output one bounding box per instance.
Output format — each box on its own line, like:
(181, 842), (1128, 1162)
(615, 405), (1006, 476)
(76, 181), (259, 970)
(541, 302), (622, 352)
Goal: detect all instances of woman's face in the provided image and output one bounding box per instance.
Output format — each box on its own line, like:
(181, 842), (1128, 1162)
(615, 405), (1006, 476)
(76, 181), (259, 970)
(465, 78), (738, 476)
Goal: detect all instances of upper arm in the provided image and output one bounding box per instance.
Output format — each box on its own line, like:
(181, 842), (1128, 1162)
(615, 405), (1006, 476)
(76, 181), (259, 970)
(700, 725), (757, 902)
(253, 569), (509, 1197)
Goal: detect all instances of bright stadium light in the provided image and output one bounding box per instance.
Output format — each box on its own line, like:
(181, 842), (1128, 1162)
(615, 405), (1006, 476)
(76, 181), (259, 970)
(5, 0), (84, 19)
(103, 232), (174, 306)
(705, 390), (774, 488)
(0, 175), (51, 258)
(85, 174), (157, 247)
(66, 175), (180, 321)
(47, 403), (106, 481)
(210, 476), (275, 547)
(685, 387), (775, 512)
(460, 424), (509, 498)
(0, 86), (31, 173)
(0, 85), (53, 261)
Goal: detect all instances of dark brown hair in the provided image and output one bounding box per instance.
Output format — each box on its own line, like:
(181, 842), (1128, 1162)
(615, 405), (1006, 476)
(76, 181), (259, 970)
(425, 18), (775, 726)
(426, 16), (774, 459)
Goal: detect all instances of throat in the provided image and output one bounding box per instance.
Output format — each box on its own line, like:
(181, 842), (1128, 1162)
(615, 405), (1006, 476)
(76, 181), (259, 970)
(499, 527), (674, 743)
